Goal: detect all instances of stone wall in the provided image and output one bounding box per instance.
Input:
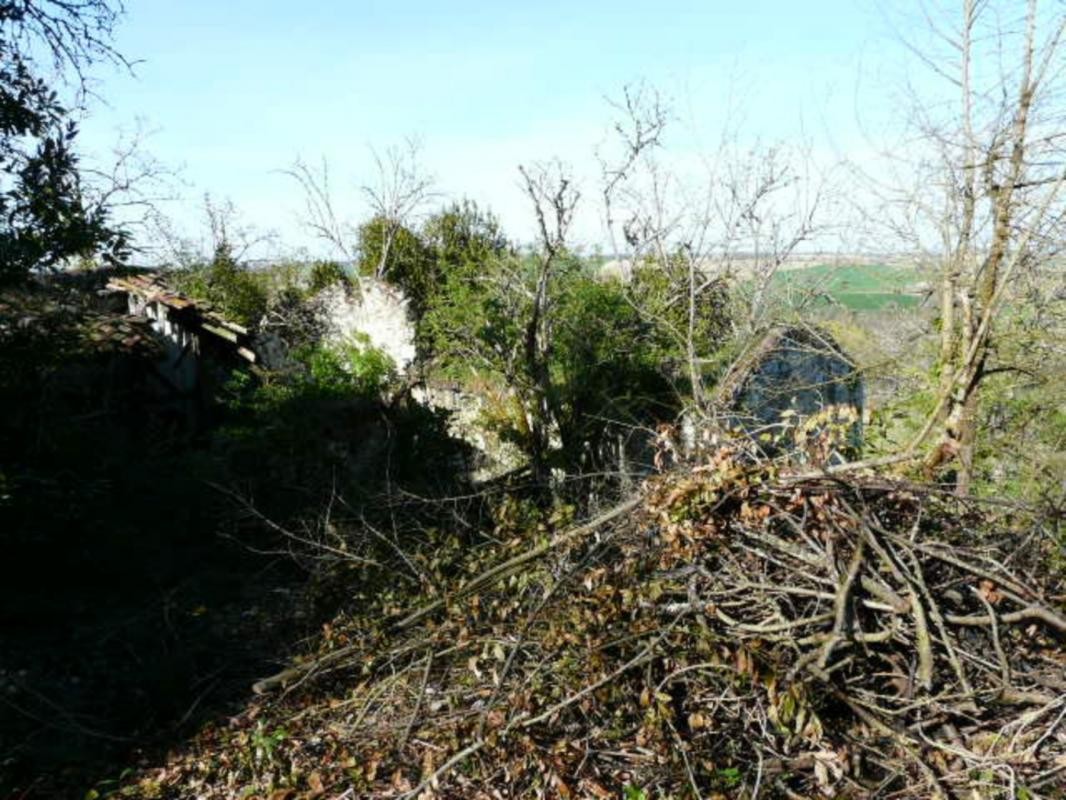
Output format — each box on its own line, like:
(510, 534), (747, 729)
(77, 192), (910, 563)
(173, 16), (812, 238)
(126, 293), (201, 394)
(719, 326), (865, 460)
(315, 280), (416, 373)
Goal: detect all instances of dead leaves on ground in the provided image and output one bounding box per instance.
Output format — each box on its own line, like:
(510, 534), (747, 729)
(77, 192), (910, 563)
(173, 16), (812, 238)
(117, 452), (1065, 799)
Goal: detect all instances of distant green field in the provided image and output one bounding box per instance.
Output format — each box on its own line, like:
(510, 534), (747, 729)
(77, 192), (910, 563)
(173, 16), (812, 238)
(770, 263), (924, 311)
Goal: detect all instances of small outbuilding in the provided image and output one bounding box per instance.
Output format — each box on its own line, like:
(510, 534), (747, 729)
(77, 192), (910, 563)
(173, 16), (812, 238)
(713, 325), (865, 461)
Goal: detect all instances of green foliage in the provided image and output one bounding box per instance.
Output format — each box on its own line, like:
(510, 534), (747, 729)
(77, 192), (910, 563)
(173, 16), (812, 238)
(172, 244), (269, 326)
(356, 215), (434, 315)
(0, 4), (128, 283)
(715, 766), (743, 788)
(83, 767), (135, 800)
(423, 250), (682, 476)
(769, 263), (923, 312)
(967, 302), (1066, 504)
(299, 334), (395, 398)
(254, 259), (307, 297)
(249, 722), (287, 766)
(628, 260), (734, 378)
(550, 269), (674, 466)
(358, 202), (511, 329)
(422, 244), (735, 476)
(306, 259), (350, 294)
(422, 200), (510, 274)
(413, 201), (512, 350)
(221, 337), (394, 428)
(214, 335), (400, 495)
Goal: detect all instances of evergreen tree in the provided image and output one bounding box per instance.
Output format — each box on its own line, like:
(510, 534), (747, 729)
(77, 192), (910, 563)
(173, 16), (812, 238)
(0, 1), (128, 283)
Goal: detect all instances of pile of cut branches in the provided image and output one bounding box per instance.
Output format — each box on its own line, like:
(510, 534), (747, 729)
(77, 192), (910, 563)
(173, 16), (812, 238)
(122, 452), (1065, 799)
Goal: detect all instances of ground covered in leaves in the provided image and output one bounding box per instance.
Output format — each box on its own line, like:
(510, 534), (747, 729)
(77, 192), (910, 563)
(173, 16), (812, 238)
(111, 454), (1065, 799)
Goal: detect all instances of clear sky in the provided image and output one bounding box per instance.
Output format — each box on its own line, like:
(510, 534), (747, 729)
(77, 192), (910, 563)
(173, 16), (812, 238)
(76, 0), (917, 258)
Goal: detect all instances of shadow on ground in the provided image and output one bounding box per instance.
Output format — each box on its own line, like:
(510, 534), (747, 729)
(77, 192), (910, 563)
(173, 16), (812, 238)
(0, 409), (328, 799)
(0, 304), (470, 798)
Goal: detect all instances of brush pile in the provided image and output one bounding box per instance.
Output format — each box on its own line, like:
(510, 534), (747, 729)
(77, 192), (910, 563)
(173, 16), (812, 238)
(125, 452), (1065, 799)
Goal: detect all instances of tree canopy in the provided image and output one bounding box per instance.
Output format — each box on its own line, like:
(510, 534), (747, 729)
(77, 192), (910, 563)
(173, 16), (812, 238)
(0, 1), (128, 283)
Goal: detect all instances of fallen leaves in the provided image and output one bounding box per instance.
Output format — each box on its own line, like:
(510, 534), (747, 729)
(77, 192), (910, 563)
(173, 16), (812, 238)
(108, 456), (1065, 799)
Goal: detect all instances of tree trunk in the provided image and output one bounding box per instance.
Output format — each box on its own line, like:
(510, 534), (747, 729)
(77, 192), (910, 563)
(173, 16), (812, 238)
(919, 0), (1039, 494)
(524, 255), (557, 487)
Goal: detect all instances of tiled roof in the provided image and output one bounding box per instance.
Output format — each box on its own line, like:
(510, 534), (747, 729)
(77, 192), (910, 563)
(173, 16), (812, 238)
(0, 288), (162, 358)
(712, 324), (854, 408)
(107, 273), (257, 362)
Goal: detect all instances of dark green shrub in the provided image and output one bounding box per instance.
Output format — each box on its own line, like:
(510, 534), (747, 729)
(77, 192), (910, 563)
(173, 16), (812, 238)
(173, 244), (268, 326)
(356, 216), (434, 314)
(300, 334), (395, 398)
(307, 260), (351, 294)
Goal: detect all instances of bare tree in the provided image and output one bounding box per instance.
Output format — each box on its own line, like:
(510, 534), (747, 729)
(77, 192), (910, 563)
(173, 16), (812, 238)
(148, 194), (279, 268)
(875, 0), (1066, 492)
(1, 0), (128, 78)
(282, 156), (356, 261)
(598, 86), (830, 416)
(283, 141), (435, 277)
(363, 139), (436, 279)
(80, 121), (180, 257)
(518, 159), (580, 484)
(596, 82), (669, 259)
(726, 143), (827, 329)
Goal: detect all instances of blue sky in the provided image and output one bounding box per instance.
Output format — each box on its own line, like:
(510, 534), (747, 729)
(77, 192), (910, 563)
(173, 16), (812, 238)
(77, 0), (914, 257)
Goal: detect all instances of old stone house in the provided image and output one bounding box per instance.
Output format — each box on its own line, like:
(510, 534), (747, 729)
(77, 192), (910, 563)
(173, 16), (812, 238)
(710, 325), (865, 462)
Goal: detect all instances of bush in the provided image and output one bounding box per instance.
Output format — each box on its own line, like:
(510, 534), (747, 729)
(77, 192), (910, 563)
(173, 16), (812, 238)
(222, 335), (395, 424)
(358, 202), (510, 328)
(299, 334), (394, 398)
(550, 270), (676, 468)
(213, 332), (465, 515)
(628, 261), (734, 376)
(173, 244), (268, 326)
(307, 260), (351, 295)
(356, 217), (434, 311)
(422, 251), (681, 476)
